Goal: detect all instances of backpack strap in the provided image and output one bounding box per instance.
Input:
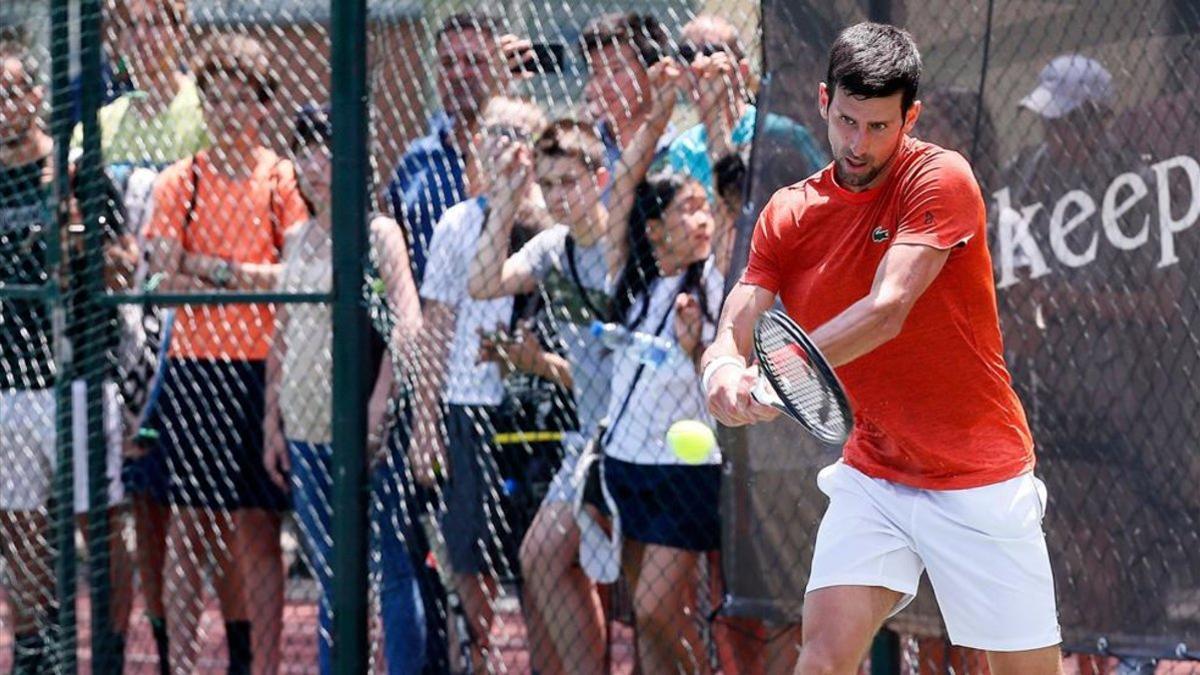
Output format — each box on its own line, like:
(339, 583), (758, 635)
(600, 276), (685, 447)
(183, 155), (200, 246)
(564, 233), (607, 319)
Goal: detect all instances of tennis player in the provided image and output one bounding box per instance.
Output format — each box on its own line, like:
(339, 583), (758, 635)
(700, 23), (1062, 675)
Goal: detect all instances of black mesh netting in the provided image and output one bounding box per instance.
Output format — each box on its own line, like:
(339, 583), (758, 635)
(729, 0), (1200, 662)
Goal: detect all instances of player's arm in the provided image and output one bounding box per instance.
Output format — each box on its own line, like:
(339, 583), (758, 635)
(810, 242), (950, 366)
(701, 282), (781, 427)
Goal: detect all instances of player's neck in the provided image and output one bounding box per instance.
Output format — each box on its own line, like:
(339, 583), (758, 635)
(838, 138), (906, 193)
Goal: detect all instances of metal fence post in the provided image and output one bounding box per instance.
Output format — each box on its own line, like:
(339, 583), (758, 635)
(48, 0), (77, 671)
(330, 0), (371, 672)
(75, 0), (120, 671)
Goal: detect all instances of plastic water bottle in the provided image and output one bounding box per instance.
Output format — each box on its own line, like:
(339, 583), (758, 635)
(590, 320), (678, 367)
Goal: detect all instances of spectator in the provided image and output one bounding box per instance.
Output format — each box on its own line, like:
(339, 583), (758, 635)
(143, 34), (308, 674)
(999, 54), (1177, 631)
(385, 12), (531, 285)
(597, 58), (749, 674)
(262, 106), (427, 675)
(0, 42), (59, 675)
(411, 94), (548, 672)
(669, 15), (826, 199)
(605, 172), (731, 674)
(578, 12), (675, 169)
(78, 3), (208, 668)
(466, 119), (614, 674)
(380, 12), (534, 667)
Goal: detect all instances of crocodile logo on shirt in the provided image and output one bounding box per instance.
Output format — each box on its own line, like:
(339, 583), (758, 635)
(871, 226), (890, 243)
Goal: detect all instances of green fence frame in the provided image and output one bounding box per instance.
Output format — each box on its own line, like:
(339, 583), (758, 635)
(6, 1), (374, 671)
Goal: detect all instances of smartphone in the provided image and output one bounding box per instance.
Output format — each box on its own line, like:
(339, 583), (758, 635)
(512, 42), (566, 75)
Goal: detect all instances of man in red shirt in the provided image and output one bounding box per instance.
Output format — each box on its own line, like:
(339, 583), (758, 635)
(701, 23), (1062, 675)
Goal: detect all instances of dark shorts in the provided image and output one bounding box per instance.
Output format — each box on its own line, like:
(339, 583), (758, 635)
(604, 456), (721, 552)
(152, 358), (289, 511)
(441, 404), (503, 575)
(122, 444), (170, 503)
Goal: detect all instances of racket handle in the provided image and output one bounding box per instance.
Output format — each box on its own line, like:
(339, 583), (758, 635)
(751, 378), (783, 409)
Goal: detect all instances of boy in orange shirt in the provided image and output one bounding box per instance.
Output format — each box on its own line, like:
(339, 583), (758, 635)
(144, 34), (308, 674)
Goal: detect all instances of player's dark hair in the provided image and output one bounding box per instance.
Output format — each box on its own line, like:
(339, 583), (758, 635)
(825, 22), (921, 117)
(610, 172), (714, 329)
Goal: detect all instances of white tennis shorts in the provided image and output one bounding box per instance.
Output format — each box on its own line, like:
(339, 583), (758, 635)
(0, 382), (125, 513)
(806, 461), (1060, 652)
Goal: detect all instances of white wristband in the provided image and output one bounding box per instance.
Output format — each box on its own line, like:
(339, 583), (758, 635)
(701, 355), (747, 394)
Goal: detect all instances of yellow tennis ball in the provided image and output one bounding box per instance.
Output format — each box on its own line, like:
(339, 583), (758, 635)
(667, 420), (716, 464)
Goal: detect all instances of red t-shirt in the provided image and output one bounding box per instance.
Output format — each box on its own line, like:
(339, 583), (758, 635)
(742, 136), (1034, 489)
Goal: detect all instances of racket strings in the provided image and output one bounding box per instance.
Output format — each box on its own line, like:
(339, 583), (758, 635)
(758, 319), (849, 440)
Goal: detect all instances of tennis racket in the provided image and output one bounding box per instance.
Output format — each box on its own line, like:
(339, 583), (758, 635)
(751, 309), (854, 446)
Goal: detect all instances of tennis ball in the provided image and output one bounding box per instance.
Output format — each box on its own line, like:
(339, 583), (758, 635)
(667, 420), (716, 464)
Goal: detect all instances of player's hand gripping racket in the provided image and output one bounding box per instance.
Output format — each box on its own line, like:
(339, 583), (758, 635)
(751, 309), (854, 445)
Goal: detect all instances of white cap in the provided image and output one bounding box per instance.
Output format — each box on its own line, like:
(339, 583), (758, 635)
(1019, 55), (1114, 119)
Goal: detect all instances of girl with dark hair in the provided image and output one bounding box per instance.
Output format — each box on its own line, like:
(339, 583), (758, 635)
(602, 167), (736, 674)
(593, 55), (743, 670)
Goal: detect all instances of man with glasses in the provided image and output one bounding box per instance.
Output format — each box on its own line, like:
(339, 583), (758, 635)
(578, 12), (675, 171)
(385, 12), (532, 287)
(413, 95), (548, 673)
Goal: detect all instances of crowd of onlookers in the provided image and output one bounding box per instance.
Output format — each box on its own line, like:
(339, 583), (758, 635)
(1, 0), (1190, 672)
(0, 4), (825, 672)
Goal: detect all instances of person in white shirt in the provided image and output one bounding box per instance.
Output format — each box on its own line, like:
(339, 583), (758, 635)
(411, 95), (548, 672)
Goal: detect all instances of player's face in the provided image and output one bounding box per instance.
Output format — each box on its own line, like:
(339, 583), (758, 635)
(535, 155), (605, 228)
(0, 59), (41, 147)
(583, 43), (652, 129)
(820, 84), (920, 190)
(653, 180), (714, 264)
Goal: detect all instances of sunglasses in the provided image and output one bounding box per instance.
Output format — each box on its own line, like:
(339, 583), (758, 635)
(483, 124), (532, 144)
(677, 41), (732, 64)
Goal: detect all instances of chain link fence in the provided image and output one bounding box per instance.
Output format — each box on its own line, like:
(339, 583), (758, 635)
(0, 0), (1198, 673)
